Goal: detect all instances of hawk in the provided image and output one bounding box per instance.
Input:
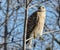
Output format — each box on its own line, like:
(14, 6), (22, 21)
(26, 6), (46, 44)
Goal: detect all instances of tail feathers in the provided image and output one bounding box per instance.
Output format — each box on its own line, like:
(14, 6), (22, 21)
(26, 34), (30, 44)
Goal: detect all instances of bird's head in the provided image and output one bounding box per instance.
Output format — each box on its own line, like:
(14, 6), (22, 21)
(38, 6), (46, 12)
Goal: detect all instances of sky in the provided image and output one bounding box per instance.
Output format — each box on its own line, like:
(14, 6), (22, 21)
(0, 0), (60, 50)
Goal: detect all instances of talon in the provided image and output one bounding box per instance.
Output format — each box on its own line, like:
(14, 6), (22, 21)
(39, 36), (44, 40)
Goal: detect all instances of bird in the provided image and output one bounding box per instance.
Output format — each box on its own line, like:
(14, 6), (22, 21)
(26, 6), (46, 45)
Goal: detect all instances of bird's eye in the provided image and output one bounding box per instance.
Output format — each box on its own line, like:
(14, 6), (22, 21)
(42, 7), (44, 8)
(38, 7), (41, 9)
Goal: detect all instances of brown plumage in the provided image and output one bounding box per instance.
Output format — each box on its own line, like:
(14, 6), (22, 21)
(26, 6), (46, 43)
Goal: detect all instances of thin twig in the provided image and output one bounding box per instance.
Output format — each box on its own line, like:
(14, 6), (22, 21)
(43, 30), (60, 35)
(26, 37), (33, 42)
(28, 0), (49, 9)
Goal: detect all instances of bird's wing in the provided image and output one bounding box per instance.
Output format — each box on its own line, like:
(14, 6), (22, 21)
(26, 11), (39, 39)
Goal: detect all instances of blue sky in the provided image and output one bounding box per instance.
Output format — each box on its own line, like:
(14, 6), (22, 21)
(0, 0), (60, 50)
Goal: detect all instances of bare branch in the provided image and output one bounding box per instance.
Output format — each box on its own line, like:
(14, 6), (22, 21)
(26, 37), (33, 42)
(8, 22), (24, 36)
(28, 0), (49, 9)
(26, 30), (60, 42)
(43, 30), (60, 35)
(27, 0), (32, 6)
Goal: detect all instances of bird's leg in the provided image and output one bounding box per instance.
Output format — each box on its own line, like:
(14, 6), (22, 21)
(34, 32), (37, 38)
(39, 34), (44, 40)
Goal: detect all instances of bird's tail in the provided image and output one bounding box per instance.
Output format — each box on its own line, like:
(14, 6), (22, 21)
(26, 34), (30, 44)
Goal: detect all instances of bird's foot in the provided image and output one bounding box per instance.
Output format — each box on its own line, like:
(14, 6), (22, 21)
(39, 36), (44, 40)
